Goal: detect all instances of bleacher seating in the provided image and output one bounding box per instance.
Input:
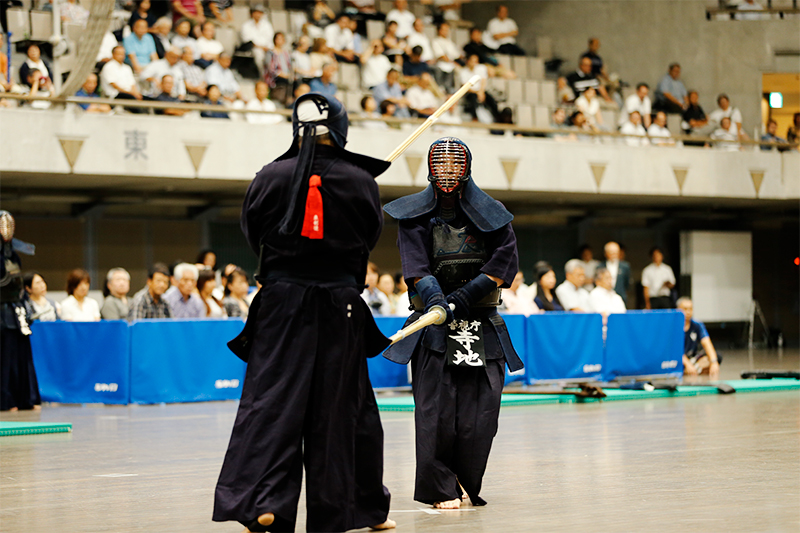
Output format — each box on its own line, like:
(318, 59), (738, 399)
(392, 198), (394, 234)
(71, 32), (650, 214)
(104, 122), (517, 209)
(6, 8), (30, 42)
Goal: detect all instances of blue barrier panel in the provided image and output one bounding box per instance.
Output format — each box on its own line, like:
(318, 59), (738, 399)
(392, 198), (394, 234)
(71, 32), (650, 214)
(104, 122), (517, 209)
(129, 319), (247, 404)
(500, 314), (527, 385)
(30, 321), (130, 404)
(525, 312), (605, 383)
(603, 310), (684, 381)
(372, 316), (412, 388)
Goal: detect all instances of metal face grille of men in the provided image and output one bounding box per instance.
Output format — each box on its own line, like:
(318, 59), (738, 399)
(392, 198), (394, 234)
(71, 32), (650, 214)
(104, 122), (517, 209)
(382, 138), (523, 509)
(212, 94), (394, 533)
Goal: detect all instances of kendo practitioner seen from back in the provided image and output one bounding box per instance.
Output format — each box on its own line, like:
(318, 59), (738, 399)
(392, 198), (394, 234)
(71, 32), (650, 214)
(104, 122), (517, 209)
(383, 137), (523, 510)
(213, 93), (396, 533)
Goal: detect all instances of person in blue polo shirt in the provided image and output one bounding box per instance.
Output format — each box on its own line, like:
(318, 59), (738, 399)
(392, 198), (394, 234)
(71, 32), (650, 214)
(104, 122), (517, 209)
(677, 297), (720, 379)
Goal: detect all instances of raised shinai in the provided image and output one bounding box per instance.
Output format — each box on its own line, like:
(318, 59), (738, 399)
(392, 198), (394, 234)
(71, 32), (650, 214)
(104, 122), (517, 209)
(383, 137), (523, 509)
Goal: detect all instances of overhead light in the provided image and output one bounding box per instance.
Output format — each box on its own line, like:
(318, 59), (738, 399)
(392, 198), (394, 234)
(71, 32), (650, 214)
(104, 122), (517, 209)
(769, 92), (783, 108)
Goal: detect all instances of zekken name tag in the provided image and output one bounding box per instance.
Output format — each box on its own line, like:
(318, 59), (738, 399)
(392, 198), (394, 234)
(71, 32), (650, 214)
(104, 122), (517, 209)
(445, 319), (486, 367)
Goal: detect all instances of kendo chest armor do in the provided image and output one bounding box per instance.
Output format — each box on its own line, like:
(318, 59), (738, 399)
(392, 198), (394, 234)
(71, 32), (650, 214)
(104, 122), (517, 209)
(411, 222), (501, 311)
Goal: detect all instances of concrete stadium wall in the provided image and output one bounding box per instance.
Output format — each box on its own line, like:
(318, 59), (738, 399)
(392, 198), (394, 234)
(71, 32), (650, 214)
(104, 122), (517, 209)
(462, 0), (800, 136)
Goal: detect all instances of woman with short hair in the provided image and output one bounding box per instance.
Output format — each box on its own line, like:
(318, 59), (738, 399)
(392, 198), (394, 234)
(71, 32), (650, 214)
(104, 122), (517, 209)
(222, 268), (250, 318)
(60, 269), (101, 321)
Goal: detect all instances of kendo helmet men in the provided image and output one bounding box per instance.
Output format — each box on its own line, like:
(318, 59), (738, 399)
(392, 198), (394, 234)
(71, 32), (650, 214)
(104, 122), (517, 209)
(427, 137), (471, 195)
(291, 92), (349, 148)
(0, 211), (15, 243)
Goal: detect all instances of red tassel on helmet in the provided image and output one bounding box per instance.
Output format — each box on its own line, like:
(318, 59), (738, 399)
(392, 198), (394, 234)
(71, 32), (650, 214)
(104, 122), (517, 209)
(300, 174), (324, 239)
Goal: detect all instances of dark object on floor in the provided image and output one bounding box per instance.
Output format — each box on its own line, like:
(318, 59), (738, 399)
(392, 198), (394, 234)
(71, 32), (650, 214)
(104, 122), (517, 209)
(504, 383), (607, 399)
(741, 370), (800, 380)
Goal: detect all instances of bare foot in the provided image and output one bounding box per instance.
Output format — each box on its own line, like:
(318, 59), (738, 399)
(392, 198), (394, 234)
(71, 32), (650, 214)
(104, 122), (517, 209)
(33, 405), (42, 411)
(8, 407), (18, 412)
(370, 518), (396, 530)
(257, 513), (274, 526)
(433, 499), (461, 509)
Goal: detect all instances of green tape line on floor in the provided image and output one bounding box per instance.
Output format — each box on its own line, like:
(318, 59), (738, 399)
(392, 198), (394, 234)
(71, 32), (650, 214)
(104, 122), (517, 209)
(0, 422), (72, 437)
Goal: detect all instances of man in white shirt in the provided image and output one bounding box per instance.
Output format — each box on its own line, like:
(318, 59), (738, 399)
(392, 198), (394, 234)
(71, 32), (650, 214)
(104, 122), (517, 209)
(360, 40), (392, 89)
(647, 111), (674, 146)
(385, 0), (416, 39)
(620, 83), (652, 128)
(431, 21), (461, 93)
(244, 80), (282, 124)
(642, 246), (676, 309)
(240, 5), (274, 78)
(205, 53), (242, 102)
(708, 93), (743, 136)
(555, 259), (591, 312)
(324, 14), (357, 62)
(406, 19), (434, 63)
(142, 47), (186, 98)
(575, 86), (602, 128)
(589, 267), (626, 315)
(406, 72), (441, 118)
(100, 45), (142, 100)
(620, 111), (649, 146)
(486, 5), (524, 56)
(600, 241), (631, 306)
(710, 117), (740, 151)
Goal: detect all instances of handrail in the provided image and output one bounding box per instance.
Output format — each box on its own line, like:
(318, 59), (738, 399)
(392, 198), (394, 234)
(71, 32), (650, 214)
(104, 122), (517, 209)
(2, 92), (798, 150)
(706, 6), (800, 19)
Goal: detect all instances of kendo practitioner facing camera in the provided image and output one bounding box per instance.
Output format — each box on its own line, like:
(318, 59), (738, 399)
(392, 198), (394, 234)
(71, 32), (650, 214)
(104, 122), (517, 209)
(213, 93), (396, 533)
(383, 137), (523, 509)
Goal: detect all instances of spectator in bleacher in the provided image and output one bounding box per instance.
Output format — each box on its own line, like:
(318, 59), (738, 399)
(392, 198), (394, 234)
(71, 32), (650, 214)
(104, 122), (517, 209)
(264, 32), (292, 103)
(292, 36), (315, 83)
(203, 0), (233, 26)
(74, 73), (111, 113)
(310, 0), (336, 28)
(222, 267), (250, 318)
(386, 0), (415, 39)
(556, 76), (575, 104)
(309, 37), (335, 78)
(406, 72), (441, 118)
(577, 245), (600, 289)
(361, 262), (391, 316)
(677, 297), (720, 379)
(309, 62), (338, 99)
(124, 18), (158, 74)
(653, 62), (688, 115)
(580, 37), (604, 78)
(549, 108), (577, 141)
(373, 68), (410, 118)
(600, 241), (631, 306)
(290, 82), (311, 107)
(575, 86), (603, 128)
(177, 46), (208, 99)
(241, 4), (274, 78)
(681, 90), (708, 136)
(198, 269), (226, 318)
(460, 54), (499, 123)
(246, 80), (282, 124)
(164, 263), (205, 318)
(380, 99), (398, 122)
(61, 0), (89, 27)
(499, 271), (539, 316)
(568, 110), (597, 138)
(96, 27), (121, 68)
(129, 0), (157, 29)
(431, 22), (460, 93)
(172, 18), (199, 59)
(620, 83), (651, 128)
(19, 45), (53, 89)
(196, 21), (225, 67)
(381, 20), (406, 63)
(101, 45), (144, 105)
(0, 53), (14, 100)
(648, 111), (675, 146)
(22, 69), (53, 110)
(710, 117), (739, 151)
(61, 269), (101, 322)
(361, 39), (392, 90)
(172, 0), (205, 27)
(359, 95), (388, 129)
(709, 93), (743, 137)
(760, 119), (789, 151)
(201, 84), (230, 118)
(620, 110), (649, 146)
(325, 14), (358, 63)
(205, 53), (242, 102)
(533, 264), (564, 311)
(143, 47), (186, 98)
(737, 0), (767, 20)
(100, 268), (131, 320)
(407, 18), (434, 63)
(555, 259), (591, 312)
(463, 27), (498, 67)
(402, 45), (431, 82)
(642, 246), (675, 310)
(566, 56), (611, 103)
(128, 264), (173, 320)
(23, 272), (60, 322)
(787, 112), (800, 144)
(377, 273), (397, 315)
(589, 267), (626, 315)
(154, 75), (189, 115)
(486, 4), (524, 56)
(152, 17), (174, 58)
